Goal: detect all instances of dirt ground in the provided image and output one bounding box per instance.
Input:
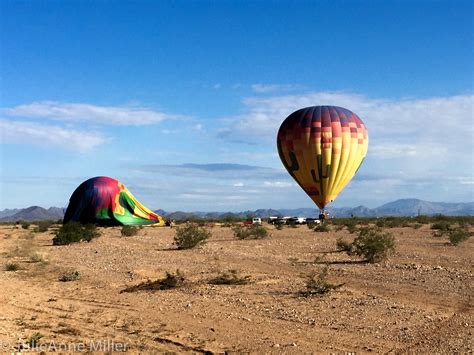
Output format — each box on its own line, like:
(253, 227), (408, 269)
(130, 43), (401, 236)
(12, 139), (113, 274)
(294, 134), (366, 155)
(0, 223), (472, 353)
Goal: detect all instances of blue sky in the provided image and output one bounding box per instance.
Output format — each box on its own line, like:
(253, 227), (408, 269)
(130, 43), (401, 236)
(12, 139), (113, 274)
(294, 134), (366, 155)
(1, 0), (473, 211)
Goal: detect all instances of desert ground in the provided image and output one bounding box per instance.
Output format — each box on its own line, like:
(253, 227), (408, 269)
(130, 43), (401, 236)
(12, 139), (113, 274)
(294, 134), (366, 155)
(0, 222), (472, 353)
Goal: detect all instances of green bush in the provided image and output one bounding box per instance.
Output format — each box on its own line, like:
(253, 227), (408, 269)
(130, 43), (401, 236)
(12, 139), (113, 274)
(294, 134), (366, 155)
(209, 269), (251, 285)
(431, 221), (452, 231)
(27, 332), (43, 348)
(335, 238), (353, 253)
(21, 221), (30, 229)
(351, 227), (395, 263)
(52, 222), (100, 245)
(174, 224), (210, 249)
(59, 270), (81, 282)
(122, 270), (185, 292)
(314, 223), (330, 233)
(232, 224), (268, 240)
(5, 262), (20, 271)
(448, 229), (471, 246)
(34, 220), (54, 233)
(121, 225), (140, 237)
(303, 267), (344, 295)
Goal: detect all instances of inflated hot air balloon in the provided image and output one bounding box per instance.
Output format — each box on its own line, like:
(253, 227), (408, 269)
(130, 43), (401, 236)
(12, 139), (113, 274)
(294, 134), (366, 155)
(64, 176), (164, 226)
(277, 106), (368, 211)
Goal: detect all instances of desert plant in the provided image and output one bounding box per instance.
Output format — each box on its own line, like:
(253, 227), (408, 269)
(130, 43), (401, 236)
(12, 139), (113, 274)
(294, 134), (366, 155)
(174, 224), (210, 249)
(122, 270), (185, 292)
(121, 225), (140, 237)
(431, 221), (452, 232)
(209, 269), (251, 285)
(29, 251), (47, 263)
(275, 224), (283, 230)
(448, 229), (471, 246)
(5, 262), (19, 271)
(34, 220), (54, 233)
(26, 332), (43, 348)
(21, 221), (30, 229)
(59, 270), (81, 282)
(303, 267), (344, 295)
(335, 238), (353, 253)
(351, 227), (395, 263)
(52, 222), (100, 245)
(232, 224), (268, 240)
(314, 223), (330, 233)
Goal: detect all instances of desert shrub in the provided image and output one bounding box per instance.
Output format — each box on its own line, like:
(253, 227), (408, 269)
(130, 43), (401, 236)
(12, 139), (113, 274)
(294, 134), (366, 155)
(232, 224), (268, 240)
(5, 262), (19, 271)
(448, 229), (471, 246)
(27, 332), (43, 348)
(29, 251), (47, 263)
(335, 238), (353, 253)
(121, 225), (140, 237)
(344, 220), (358, 234)
(174, 224), (210, 249)
(59, 270), (81, 282)
(21, 221), (30, 229)
(303, 267), (344, 295)
(351, 227), (395, 263)
(34, 220), (54, 233)
(431, 221), (452, 231)
(275, 224), (283, 230)
(411, 223), (423, 229)
(314, 223), (330, 233)
(52, 222), (100, 245)
(122, 270), (185, 292)
(209, 269), (251, 285)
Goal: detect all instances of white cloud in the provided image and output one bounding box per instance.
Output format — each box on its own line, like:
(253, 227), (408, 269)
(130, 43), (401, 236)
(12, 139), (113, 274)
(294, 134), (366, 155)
(3, 101), (182, 126)
(0, 119), (106, 152)
(263, 181), (293, 188)
(233, 182), (244, 187)
(219, 92), (473, 141)
(251, 84), (301, 93)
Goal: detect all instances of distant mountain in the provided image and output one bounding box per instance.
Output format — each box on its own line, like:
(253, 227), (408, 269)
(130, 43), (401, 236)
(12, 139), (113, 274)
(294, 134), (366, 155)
(0, 206), (64, 222)
(1, 199), (473, 222)
(0, 208), (21, 219)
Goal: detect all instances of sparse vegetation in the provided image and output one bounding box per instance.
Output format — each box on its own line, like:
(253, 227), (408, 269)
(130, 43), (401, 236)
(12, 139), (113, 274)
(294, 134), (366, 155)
(26, 332), (43, 348)
(335, 238), (353, 253)
(59, 270), (81, 282)
(122, 270), (185, 292)
(431, 221), (452, 232)
(209, 269), (251, 285)
(275, 224), (283, 230)
(52, 222), (100, 245)
(302, 267), (344, 296)
(174, 224), (210, 249)
(351, 227), (395, 263)
(314, 223), (330, 233)
(232, 224), (268, 239)
(21, 221), (30, 229)
(34, 220), (54, 233)
(448, 229), (471, 246)
(121, 225), (140, 237)
(5, 262), (20, 271)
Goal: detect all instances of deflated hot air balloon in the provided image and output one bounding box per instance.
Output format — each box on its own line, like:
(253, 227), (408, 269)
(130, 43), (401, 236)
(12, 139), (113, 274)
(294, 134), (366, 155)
(277, 106), (368, 211)
(64, 176), (164, 226)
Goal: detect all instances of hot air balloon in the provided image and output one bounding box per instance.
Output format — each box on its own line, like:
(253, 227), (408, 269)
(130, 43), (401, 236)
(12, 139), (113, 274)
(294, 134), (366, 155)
(64, 176), (164, 226)
(277, 106), (368, 212)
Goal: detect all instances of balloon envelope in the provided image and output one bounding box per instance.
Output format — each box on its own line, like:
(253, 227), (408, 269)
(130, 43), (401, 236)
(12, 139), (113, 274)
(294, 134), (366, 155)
(64, 176), (164, 226)
(277, 106), (368, 209)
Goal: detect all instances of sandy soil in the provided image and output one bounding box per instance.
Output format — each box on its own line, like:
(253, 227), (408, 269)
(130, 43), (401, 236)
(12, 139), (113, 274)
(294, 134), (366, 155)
(0, 223), (472, 353)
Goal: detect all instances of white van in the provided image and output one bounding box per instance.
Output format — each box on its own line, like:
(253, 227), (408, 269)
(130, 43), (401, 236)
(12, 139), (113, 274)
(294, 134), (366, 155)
(252, 217), (262, 225)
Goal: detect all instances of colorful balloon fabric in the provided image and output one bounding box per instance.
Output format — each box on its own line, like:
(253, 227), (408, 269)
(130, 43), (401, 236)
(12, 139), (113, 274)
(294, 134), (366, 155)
(64, 176), (164, 226)
(277, 106), (368, 209)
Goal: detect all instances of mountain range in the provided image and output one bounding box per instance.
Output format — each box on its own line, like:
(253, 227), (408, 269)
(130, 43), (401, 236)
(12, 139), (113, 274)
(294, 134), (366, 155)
(1, 199), (473, 222)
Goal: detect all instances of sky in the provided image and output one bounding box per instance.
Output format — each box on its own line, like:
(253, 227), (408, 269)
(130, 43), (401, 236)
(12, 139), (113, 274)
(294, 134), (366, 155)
(0, 0), (473, 212)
